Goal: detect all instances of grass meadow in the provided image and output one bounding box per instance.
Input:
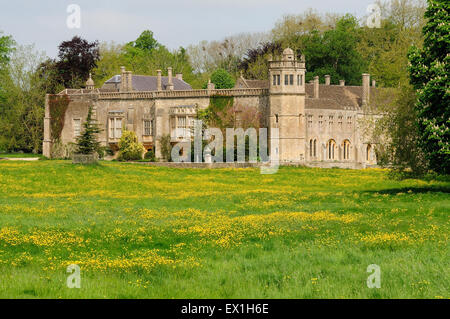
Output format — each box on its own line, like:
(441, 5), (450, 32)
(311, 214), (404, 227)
(0, 160), (448, 298)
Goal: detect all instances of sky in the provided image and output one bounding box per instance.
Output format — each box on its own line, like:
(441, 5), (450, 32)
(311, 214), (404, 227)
(0, 0), (377, 58)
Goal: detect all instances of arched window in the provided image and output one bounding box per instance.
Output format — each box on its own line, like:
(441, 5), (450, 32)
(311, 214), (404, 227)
(366, 144), (372, 161)
(309, 139), (313, 157)
(313, 139), (317, 157)
(343, 140), (351, 160)
(327, 139), (336, 160)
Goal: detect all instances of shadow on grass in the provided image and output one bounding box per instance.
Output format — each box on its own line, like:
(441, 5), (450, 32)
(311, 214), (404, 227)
(364, 186), (450, 195)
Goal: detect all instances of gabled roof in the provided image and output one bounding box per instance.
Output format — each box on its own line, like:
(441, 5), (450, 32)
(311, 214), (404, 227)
(235, 77), (270, 89)
(104, 74), (192, 91)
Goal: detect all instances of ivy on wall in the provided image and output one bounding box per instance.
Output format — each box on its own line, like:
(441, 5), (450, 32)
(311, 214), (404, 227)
(48, 94), (70, 142)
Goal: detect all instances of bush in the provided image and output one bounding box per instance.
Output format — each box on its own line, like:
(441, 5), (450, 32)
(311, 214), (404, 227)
(117, 130), (144, 161)
(144, 150), (157, 162)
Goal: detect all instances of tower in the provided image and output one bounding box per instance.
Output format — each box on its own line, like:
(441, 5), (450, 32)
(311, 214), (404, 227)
(268, 48), (306, 163)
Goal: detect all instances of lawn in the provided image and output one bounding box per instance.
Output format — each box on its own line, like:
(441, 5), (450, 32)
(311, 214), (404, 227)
(0, 160), (448, 298)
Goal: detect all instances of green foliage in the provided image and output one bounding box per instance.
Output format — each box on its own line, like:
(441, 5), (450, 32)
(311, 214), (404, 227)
(144, 150), (157, 162)
(93, 31), (199, 88)
(0, 44), (52, 153)
(126, 30), (159, 53)
(0, 31), (14, 68)
(375, 84), (429, 175)
(408, 0), (450, 174)
(159, 134), (172, 162)
(117, 130), (144, 161)
(75, 106), (102, 155)
(48, 94), (70, 142)
(206, 68), (235, 89)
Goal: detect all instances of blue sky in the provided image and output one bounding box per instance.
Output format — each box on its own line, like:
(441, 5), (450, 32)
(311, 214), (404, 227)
(0, 0), (376, 57)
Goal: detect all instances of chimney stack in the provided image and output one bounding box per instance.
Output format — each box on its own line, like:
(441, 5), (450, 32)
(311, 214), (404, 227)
(167, 67), (174, 91)
(156, 69), (162, 91)
(362, 73), (370, 106)
(325, 75), (331, 86)
(313, 76), (319, 99)
(176, 73), (183, 81)
(339, 80), (345, 86)
(120, 66), (127, 92)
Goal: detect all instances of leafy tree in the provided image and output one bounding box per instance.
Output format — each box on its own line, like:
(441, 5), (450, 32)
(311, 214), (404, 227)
(206, 68), (235, 89)
(127, 30), (159, 53)
(374, 84), (428, 175)
(57, 36), (100, 88)
(302, 15), (366, 84)
(408, 0), (449, 174)
(38, 36), (100, 91)
(0, 45), (53, 153)
(75, 105), (102, 155)
(117, 130), (144, 161)
(0, 31), (14, 67)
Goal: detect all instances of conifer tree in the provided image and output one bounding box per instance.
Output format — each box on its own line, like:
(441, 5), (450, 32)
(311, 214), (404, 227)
(75, 106), (102, 155)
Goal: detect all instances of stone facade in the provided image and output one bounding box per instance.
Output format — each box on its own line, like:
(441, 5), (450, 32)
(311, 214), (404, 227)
(43, 48), (380, 168)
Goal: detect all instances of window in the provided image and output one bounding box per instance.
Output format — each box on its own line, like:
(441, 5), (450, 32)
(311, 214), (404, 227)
(307, 115), (313, 128)
(277, 75), (280, 85)
(73, 119), (81, 137)
(285, 74), (289, 85)
(328, 116), (334, 129)
(366, 144), (372, 161)
(347, 116), (352, 128)
(275, 114), (279, 123)
(310, 139), (313, 157)
(343, 140), (350, 160)
(273, 75), (277, 86)
(318, 115), (323, 128)
(290, 74), (294, 85)
(327, 139), (336, 160)
(313, 139), (317, 157)
(144, 120), (152, 136)
(338, 115), (343, 129)
(297, 74), (303, 86)
(109, 117), (122, 139)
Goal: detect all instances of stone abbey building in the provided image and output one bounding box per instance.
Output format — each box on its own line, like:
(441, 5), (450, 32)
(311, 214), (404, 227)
(43, 48), (379, 168)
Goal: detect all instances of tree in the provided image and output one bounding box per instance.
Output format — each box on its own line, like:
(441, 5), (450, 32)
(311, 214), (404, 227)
(75, 105), (102, 155)
(127, 30), (159, 52)
(0, 31), (14, 67)
(207, 68), (235, 89)
(374, 84), (428, 175)
(0, 45), (53, 153)
(38, 36), (100, 91)
(408, 0), (449, 174)
(302, 15), (366, 84)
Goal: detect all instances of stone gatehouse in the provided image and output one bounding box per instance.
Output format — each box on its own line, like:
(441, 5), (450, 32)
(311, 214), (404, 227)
(43, 48), (381, 168)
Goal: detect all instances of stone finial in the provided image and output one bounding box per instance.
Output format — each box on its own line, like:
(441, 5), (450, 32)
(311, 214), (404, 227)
(324, 75), (331, 86)
(339, 80), (345, 86)
(372, 79), (376, 87)
(85, 73), (94, 89)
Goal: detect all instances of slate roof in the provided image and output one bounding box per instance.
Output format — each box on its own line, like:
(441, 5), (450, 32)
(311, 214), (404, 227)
(103, 74), (192, 91)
